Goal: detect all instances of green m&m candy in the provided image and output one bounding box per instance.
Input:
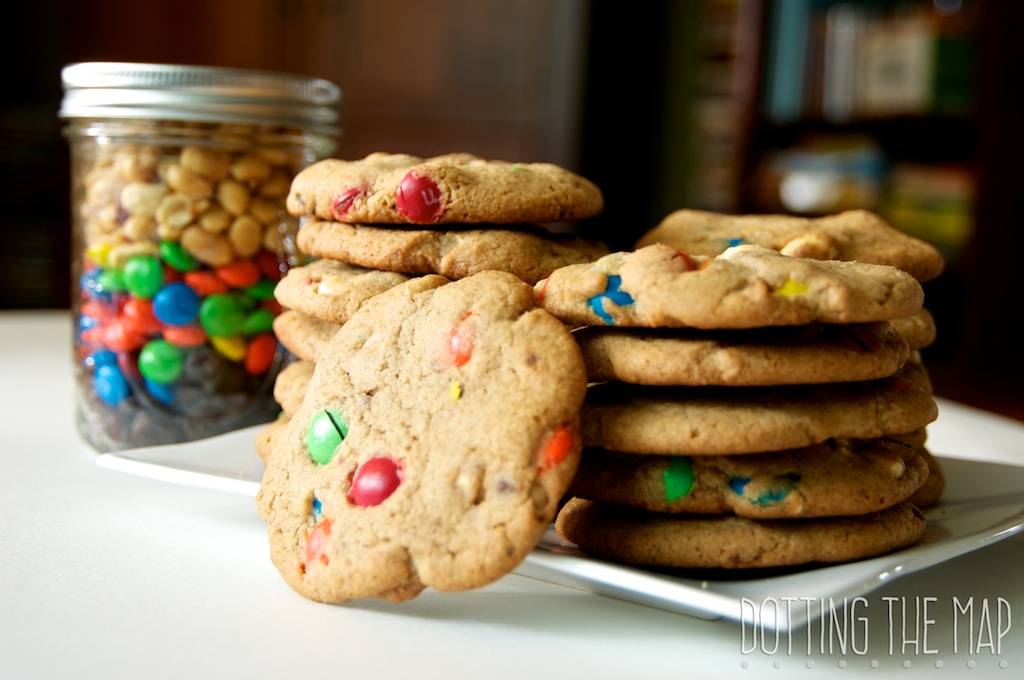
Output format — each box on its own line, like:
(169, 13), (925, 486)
(138, 339), (184, 384)
(663, 456), (694, 502)
(306, 409), (348, 465)
(159, 240), (199, 272)
(199, 293), (246, 337)
(123, 255), (165, 300)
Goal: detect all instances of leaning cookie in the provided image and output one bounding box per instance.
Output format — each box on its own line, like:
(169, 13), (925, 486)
(297, 219), (608, 285)
(274, 258), (410, 326)
(556, 498), (926, 569)
(573, 322), (909, 386)
(580, 365), (937, 456)
(535, 244), (924, 329)
(287, 152), (605, 225)
(256, 271), (588, 604)
(635, 209), (944, 282)
(568, 438), (928, 519)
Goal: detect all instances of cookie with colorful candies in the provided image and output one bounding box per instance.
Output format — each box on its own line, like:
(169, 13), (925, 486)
(567, 437), (929, 519)
(534, 243), (925, 330)
(286, 152), (605, 225)
(635, 208), (944, 283)
(256, 270), (588, 603)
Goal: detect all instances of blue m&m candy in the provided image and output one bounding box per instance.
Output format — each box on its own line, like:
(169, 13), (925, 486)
(144, 378), (175, 406)
(153, 282), (201, 326)
(84, 349), (118, 370)
(94, 364), (131, 406)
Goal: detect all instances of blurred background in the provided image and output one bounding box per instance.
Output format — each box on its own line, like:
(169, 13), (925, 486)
(2, 0), (1022, 419)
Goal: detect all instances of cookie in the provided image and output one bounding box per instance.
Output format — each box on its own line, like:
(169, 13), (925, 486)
(534, 244), (924, 329)
(295, 219), (608, 286)
(286, 152), (605, 225)
(891, 308), (937, 350)
(274, 258), (410, 325)
(580, 366), (938, 456)
(573, 322), (909, 386)
(635, 209), (944, 282)
(567, 438), (929, 519)
(273, 359), (314, 418)
(908, 448), (945, 509)
(272, 310), (340, 363)
(255, 415), (289, 462)
(555, 497), (926, 569)
(256, 271), (588, 603)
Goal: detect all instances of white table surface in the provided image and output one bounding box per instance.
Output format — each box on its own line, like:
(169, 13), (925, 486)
(3, 310), (1024, 680)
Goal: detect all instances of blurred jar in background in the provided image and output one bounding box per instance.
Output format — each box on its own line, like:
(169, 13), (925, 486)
(60, 62), (339, 452)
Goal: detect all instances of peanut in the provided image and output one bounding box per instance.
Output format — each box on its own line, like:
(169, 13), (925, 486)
(180, 146), (231, 181)
(216, 179), (251, 216)
(228, 214), (263, 259)
(180, 225), (235, 267)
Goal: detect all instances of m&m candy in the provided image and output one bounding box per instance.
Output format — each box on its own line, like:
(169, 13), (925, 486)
(347, 457), (402, 507)
(153, 282), (201, 326)
(306, 410), (348, 465)
(138, 339), (185, 384)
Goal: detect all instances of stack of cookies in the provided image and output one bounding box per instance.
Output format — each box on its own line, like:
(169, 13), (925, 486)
(255, 153), (608, 603)
(263, 152), (609, 428)
(534, 210), (946, 571)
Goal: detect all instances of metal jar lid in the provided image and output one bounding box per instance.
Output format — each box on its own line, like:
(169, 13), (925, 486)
(59, 62), (341, 136)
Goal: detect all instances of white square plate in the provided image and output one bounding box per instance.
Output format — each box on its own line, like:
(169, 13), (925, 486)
(96, 423), (1024, 630)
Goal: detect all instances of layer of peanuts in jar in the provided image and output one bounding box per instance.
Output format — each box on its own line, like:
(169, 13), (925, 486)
(60, 63), (339, 451)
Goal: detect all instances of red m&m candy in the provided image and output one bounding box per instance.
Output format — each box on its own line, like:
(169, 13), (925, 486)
(395, 172), (444, 223)
(347, 456), (402, 507)
(331, 187), (362, 220)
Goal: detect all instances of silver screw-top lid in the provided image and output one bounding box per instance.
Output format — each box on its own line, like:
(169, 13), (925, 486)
(59, 62), (341, 135)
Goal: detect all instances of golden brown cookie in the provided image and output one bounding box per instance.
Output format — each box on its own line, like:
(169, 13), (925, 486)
(891, 308), (937, 350)
(273, 258), (409, 325)
(534, 244), (924, 329)
(272, 359), (314, 417)
(572, 322), (909, 386)
(555, 498), (927, 569)
(579, 366), (938, 456)
(635, 209), (944, 282)
(908, 448), (945, 509)
(287, 152), (604, 225)
(568, 438), (928, 519)
(256, 271), (588, 604)
(272, 310), (340, 363)
(296, 219), (608, 285)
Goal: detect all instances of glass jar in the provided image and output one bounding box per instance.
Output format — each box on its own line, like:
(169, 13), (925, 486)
(60, 62), (340, 452)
